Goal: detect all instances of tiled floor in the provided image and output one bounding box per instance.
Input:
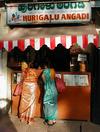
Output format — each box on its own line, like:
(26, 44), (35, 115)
(0, 115), (100, 132)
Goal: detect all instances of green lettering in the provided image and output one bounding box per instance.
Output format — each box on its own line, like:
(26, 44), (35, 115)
(57, 3), (63, 9)
(46, 3), (55, 10)
(39, 3), (45, 10)
(33, 4), (39, 10)
(18, 4), (27, 13)
(28, 4), (33, 11)
(78, 2), (85, 8)
(69, 3), (73, 9)
(71, 3), (77, 9)
(50, 3), (55, 9)
(64, 3), (69, 9)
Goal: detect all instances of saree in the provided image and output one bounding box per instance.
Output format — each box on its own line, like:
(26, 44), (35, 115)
(43, 68), (58, 121)
(18, 68), (42, 124)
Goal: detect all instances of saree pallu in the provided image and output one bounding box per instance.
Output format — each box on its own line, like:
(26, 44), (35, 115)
(19, 82), (37, 123)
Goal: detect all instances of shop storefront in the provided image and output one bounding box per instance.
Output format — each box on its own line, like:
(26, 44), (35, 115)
(0, 1), (99, 121)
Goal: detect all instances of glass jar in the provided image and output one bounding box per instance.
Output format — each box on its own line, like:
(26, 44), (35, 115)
(79, 61), (87, 72)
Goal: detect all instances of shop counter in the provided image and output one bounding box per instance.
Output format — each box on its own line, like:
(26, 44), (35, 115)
(57, 72), (91, 120)
(11, 72), (91, 120)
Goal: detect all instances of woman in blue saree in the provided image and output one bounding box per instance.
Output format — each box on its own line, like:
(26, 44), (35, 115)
(42, 62), (58, 125)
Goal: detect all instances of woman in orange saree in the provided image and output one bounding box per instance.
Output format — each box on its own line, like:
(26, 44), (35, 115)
(18, 62), (42, 125)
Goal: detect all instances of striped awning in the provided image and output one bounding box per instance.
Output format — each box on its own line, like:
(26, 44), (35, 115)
(0, 34), (98, 51)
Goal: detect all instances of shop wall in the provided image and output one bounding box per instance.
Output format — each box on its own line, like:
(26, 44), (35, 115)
(0, 8), (10, 40)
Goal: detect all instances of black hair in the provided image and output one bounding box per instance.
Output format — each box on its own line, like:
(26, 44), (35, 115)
(44, 58), (53, 68)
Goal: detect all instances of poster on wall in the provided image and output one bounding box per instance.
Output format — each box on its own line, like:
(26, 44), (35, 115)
(6, 1), (91, 25)
(63, 74), (89, 86)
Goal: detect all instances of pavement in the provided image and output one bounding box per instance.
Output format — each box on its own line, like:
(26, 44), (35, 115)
(0, 115), (100, 132)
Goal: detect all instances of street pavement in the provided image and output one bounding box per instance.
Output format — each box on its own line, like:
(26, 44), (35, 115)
(0, 115), (100, 132)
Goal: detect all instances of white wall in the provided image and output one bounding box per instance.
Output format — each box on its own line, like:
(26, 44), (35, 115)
(0, 50), (11, 114)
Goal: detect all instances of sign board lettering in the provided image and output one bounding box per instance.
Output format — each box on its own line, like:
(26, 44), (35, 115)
(6, 2), (91, 25)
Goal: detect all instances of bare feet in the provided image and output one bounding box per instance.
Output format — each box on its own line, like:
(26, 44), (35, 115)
(28, 122), (34, 125)
(20, 119), (25, 123)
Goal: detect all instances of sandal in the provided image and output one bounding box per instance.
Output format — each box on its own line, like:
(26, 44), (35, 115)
(53, 120), (56, 124)
(47, 120), (54, 126)
(47, 123), (54, 126)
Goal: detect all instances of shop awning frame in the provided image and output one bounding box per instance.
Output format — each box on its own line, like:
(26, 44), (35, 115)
(0, 34), (99, 51)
